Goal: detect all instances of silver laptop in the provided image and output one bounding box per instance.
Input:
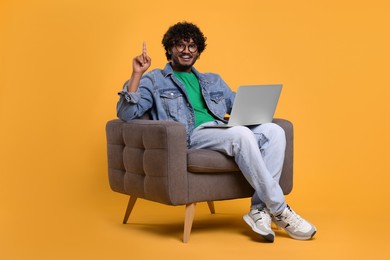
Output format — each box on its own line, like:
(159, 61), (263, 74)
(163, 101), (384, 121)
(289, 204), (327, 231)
(204, 84), (282, 128)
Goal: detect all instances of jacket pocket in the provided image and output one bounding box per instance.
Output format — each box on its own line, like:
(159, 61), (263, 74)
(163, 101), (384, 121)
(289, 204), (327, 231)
(209, 91), (227, 117)
(159, 89), (183, 119)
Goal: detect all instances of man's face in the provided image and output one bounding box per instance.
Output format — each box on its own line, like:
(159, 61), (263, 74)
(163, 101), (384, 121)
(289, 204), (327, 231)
(169, 38), (199, 72)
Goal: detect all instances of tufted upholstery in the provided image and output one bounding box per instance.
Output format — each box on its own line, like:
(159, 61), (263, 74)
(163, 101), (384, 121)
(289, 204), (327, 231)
(106, 118), (294, 242)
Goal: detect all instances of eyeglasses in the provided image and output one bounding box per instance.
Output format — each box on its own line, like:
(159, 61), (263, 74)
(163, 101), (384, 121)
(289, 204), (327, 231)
(174, 42), (198, 53)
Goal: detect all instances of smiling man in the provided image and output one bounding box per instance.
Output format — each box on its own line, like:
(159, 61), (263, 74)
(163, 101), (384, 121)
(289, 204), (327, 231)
(116, 22), (317, 242)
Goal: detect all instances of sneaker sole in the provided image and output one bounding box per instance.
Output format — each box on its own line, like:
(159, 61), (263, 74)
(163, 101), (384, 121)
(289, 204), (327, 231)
(243, 214), (275, 242)
(278, 224), (317, 240)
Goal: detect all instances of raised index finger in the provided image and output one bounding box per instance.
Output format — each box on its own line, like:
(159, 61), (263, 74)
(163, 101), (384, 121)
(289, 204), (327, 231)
(142, 41), (147, 63)
(143, 41), (147, 55)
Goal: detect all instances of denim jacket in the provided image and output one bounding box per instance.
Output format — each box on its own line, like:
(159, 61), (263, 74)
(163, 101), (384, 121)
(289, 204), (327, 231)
(117, 63), (236, 143)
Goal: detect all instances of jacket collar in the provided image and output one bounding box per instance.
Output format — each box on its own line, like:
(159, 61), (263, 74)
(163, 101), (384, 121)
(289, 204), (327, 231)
(161, 63), (209, 85)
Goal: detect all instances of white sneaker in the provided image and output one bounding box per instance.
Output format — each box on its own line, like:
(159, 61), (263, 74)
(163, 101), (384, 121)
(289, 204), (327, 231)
(272, 205), (317, 240)
(243, 208), (275, 242)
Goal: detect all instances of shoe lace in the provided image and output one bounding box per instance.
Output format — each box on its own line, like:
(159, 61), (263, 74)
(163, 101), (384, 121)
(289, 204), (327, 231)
(254, 209), (271, 224)
(284, 206), (304, 228)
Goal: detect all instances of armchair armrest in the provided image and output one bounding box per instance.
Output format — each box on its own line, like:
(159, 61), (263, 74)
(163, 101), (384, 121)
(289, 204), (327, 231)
(106, 119), (189, 205)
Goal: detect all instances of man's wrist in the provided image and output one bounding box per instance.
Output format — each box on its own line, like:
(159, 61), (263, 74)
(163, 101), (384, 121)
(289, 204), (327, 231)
(131, 71), (143, 78)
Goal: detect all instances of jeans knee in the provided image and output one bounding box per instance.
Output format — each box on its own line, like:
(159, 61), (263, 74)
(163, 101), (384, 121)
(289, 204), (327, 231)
(268, 123), (286, 147)
(252, 123), (286, 147)
(272, 123), (285, 138)
(229, 126), (257, 146)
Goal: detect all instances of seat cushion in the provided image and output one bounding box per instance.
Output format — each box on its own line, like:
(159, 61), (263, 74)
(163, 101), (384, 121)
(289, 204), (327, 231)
(187, 149), (240, 173)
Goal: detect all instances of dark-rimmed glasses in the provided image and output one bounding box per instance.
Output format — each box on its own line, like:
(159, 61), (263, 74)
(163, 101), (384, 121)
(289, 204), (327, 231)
(174, 42), (198, 53)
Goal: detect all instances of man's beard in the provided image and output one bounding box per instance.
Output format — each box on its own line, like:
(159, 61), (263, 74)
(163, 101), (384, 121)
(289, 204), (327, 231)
(171, 54), (198, 71)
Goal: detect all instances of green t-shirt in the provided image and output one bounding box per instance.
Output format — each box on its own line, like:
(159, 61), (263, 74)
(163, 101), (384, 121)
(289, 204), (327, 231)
(173, 71), (216, 127)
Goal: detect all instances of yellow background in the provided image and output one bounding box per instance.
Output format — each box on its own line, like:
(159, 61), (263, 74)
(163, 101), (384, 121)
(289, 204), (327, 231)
(1, 0), (390, 259)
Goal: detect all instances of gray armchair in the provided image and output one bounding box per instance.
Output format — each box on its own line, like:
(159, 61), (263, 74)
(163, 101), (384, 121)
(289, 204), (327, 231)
(105, 118), (294, 242)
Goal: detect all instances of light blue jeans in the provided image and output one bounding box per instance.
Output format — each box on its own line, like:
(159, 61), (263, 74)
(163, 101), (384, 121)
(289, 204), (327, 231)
(189, 121), (287, 215)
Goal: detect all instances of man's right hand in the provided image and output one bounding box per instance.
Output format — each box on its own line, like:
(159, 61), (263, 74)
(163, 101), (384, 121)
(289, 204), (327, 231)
(132, 41), (151, 74)
(127, 42), (152, 92)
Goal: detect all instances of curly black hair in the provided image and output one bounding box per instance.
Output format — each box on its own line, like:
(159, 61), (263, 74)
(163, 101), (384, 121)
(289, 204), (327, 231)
(162, 22), (207, 60)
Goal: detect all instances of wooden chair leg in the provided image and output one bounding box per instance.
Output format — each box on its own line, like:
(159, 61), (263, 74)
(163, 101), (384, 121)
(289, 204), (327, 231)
(183, 203), (196, 243)
(207, 201), (215, 214)
(123, 196), (137, 224)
